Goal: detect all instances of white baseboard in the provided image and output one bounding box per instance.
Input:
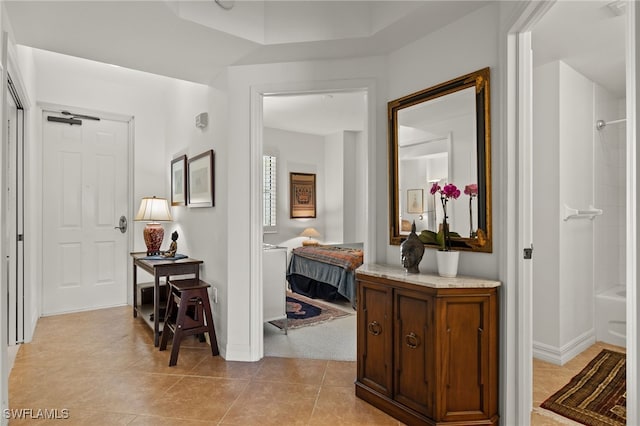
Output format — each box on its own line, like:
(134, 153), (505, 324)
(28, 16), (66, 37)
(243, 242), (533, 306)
(533, 329), (596, 365)
(223, 342), (260, 361)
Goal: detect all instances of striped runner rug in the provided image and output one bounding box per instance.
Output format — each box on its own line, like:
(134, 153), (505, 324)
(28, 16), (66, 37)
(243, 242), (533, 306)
(541, 349), (626, 426)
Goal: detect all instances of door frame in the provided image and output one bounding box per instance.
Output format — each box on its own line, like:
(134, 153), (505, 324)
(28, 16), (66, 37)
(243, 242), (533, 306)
(38, 102), (135, 313)
(625, 2), (639, 422)
(508, 1), (639, 424)
(248, 78), (377, 360)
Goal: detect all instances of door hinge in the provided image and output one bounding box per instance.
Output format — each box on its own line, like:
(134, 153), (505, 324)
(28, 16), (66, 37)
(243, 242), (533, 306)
(523, 244), (533, 260)
(17, 234), (23, 242)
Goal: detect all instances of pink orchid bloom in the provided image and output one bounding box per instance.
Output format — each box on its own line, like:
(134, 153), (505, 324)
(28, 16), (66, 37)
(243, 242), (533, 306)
(442, 183), (460, 199)
(464, 183), (478, 196)
(430, 182), (441, 195)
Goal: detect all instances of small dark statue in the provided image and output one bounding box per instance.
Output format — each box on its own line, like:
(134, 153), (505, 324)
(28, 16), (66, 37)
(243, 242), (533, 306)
(163, 231), (178, 258)
(400, 222), (425, 273)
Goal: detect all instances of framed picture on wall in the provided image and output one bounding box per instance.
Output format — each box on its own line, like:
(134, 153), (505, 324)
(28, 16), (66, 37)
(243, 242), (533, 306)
(407, 189), (423, 214)
(290, 172), (316, 218)
(187, 150), (215, 207)
(171, 155), (187, 206)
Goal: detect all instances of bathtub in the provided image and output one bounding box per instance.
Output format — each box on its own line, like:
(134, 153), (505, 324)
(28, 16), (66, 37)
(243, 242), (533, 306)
(595, 285), (626, 347)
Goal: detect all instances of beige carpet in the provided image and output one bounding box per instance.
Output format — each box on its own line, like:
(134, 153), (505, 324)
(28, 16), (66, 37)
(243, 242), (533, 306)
(264, 294), (356, 361)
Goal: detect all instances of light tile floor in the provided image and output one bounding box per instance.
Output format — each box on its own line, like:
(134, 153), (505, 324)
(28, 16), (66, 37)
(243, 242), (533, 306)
(531, 341), (626, 425)
(8, 306), (402, 425)
(11, 306), (625, 425)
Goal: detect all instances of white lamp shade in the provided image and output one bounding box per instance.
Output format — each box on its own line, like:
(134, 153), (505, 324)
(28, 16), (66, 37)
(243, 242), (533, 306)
(300, 227), (320, 238)
(134, 196), (173, 222)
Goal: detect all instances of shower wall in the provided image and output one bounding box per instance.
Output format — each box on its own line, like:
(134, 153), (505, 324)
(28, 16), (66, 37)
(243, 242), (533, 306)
(594, 90), (626, 294)
(532, 60), (623, 365)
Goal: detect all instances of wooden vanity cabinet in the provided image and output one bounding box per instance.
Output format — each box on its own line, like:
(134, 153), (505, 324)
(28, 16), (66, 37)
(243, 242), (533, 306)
(355, 268), (499, 426)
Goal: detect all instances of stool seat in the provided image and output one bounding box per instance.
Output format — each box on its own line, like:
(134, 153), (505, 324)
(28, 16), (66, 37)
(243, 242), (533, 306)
(169, 278), (210, 291)
(159, 278), (219, 366)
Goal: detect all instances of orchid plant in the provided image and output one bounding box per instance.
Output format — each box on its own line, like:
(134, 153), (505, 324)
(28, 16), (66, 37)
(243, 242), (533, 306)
(430, 182), (461, 251)
(464, 183), (478, 238)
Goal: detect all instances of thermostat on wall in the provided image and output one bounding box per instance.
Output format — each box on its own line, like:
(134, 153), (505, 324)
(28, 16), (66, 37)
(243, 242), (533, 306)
(196, 112), (208, 129)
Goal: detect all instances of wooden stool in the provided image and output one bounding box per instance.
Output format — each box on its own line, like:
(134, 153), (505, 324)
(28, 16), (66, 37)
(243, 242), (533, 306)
(159, 278), (219, 366)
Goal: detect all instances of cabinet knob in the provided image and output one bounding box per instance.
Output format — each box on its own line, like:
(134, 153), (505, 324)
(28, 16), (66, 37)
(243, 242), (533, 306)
(368, 321), (382, 336)
(405, 332), (420, 349)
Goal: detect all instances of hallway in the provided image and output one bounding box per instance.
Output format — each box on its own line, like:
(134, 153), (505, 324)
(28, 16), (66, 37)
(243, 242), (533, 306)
(8, 307), (399, 425)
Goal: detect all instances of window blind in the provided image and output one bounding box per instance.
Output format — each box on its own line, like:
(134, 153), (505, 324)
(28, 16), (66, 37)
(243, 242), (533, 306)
(263, 155), (277, 231)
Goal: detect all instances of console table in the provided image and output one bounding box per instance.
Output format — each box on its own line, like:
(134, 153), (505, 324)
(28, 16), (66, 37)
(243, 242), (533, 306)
(130, 252), (203, 346)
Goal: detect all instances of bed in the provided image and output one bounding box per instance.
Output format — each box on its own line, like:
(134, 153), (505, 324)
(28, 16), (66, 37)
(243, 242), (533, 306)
(286, 244), (363, 307)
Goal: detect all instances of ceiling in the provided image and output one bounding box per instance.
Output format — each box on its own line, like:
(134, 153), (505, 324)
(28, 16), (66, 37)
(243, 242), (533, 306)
(3, 0), (488, 86)
(4, 1), (627, 135)
(263, 91), (367, 136)
(532, 0), (626, 98)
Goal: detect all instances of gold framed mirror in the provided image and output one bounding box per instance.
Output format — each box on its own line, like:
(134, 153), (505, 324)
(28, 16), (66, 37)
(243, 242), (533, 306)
(388, 67), (492, 252)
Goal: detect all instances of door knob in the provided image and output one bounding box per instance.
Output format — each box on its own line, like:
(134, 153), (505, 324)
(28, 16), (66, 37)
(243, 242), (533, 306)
(114, 216), (127, 233)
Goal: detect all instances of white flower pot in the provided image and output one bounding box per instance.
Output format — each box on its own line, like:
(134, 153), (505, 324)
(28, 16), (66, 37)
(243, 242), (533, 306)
(436, 250), (459, 278)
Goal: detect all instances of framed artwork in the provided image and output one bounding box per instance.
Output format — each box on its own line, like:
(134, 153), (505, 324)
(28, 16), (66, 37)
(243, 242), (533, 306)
(290, 172), (316, 218)
(187, 150), (215, 207)
(170, 155), (187, 206)
(407, 189), (423, 214)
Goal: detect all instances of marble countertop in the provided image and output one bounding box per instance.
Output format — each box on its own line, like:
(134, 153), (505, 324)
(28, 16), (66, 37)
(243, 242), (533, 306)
(356, 263), (501, 289)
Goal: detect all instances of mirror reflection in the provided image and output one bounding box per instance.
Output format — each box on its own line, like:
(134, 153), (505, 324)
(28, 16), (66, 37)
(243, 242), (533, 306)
(389, 68), (492, 252)
(398, 87), (477, 237)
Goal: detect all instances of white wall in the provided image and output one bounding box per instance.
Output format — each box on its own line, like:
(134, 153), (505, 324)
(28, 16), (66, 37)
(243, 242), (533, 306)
(162, 79), (229, 355)
(387, 3), (501, 277)
(1, 3), (8, 420)
(558, 61), (595, 353)
(532, 62), (561, 349)
(324, 131), (344, 243)
(533, 60), (597, 364)
(14, 46), (39, 342)
(350, 130), (366, 244)
(263, 126), (325, 250)
(324, 130), (364, 244)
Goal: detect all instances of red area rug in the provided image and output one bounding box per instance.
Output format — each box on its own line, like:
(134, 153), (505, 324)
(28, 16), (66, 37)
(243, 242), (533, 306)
(541, 349), (626, 426)
(269, 292), (351, 330)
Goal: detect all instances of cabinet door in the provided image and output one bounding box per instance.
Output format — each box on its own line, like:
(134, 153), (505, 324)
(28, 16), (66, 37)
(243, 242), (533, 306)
(436, 293), (497, 422)
(357, 279), (393, 396)
(394, 288), (434, 417)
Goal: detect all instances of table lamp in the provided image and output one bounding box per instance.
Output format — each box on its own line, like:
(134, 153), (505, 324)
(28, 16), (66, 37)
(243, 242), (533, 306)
(134, 196), (173, 255)
(300, 227), (320, 246)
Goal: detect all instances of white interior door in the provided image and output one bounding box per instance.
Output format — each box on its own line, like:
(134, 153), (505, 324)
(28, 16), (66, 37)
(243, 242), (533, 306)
(42, 111), (129, 315)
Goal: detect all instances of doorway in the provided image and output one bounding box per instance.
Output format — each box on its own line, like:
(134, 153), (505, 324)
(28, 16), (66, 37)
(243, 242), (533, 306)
(508, 1), (637, 424)
(41, 109), (131, 315)
(249, 79), (376, 361)
(260, 90), (366, 360)
(7, 75), (25, 345)
(529, 1), (627, 421)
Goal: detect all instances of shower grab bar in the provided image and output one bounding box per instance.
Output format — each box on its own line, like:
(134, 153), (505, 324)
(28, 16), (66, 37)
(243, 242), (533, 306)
(563, 205), (603, 221)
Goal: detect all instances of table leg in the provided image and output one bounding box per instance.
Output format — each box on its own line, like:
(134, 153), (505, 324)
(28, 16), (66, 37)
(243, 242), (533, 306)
(154, 273), (160, 346)
(133, 263), (138, 318)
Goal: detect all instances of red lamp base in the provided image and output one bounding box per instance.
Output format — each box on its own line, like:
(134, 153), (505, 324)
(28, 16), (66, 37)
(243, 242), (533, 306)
(143, 223), (165, 256)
